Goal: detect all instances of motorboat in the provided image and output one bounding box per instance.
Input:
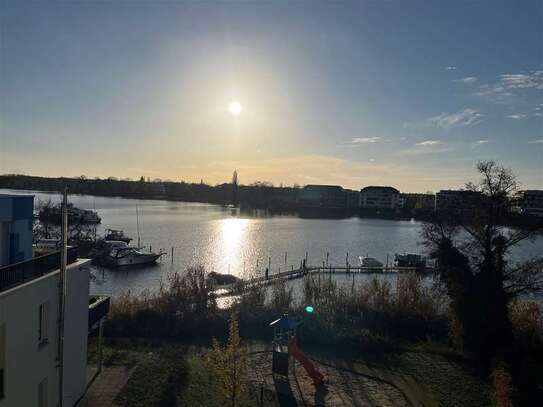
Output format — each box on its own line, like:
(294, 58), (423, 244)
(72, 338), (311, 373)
(105, 246), (164, 267)
(360, 256), (384, 270)
(33, 239), (61, 256)
(72, 207), (101, 224)
(39, 203), (101, 224)
(394, 253), (427, 269)
(104, 229), (132, 244)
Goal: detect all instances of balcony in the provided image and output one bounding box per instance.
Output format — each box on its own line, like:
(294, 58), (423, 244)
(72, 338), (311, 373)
(0, 247), (78, 293)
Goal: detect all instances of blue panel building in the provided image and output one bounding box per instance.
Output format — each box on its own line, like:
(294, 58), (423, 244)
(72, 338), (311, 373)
(0, 194), (34, 266)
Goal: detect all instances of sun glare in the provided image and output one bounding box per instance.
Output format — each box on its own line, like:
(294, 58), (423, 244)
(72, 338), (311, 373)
(228, 101), (243, 115)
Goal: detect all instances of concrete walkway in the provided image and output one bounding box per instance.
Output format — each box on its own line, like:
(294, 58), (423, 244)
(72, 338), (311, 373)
(77, 366), (134, 407)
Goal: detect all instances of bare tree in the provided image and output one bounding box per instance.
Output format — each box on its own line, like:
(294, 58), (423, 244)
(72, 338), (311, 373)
(422, 160), (543, 404)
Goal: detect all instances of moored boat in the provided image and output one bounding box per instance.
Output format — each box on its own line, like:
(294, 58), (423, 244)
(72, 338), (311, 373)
(394, 253), (426, 269)
(360, 256), (384, 270)
(39, 203), (101, 224)
(105, 247), (164, 267)
(33, 239), (61, 256)
(104, 229), (132, 244)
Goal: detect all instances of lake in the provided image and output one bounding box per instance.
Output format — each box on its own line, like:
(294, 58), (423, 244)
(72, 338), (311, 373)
(2, 189), (542, 300)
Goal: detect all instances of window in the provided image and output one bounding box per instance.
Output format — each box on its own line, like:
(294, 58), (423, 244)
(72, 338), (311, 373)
(38, 378), (48, 407)
(38, 303), (49, 346)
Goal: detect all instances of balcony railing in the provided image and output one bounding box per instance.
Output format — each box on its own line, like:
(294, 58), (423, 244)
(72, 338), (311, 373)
(88, 295), (110, 332)
(0, 247), (78, 293)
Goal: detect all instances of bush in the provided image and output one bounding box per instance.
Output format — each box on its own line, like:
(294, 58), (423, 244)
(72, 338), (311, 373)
(106, 266), (448, 347)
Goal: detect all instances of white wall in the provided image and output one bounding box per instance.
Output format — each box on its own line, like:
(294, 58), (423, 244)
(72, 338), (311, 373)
(63, 261), (90, 406)
(0, 259), (90, 407)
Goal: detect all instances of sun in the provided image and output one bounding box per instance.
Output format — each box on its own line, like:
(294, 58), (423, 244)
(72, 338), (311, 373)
(228, 101), (243, 115)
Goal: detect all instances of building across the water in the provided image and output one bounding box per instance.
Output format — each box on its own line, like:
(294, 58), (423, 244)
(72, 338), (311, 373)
(435, 189), (483, 213)
(298, 185), (347, 209)
(401, 193), (436, 212)
(512, 190), (543, 217)
(0, 194), (109, 407)
(360, 186), (402, 211)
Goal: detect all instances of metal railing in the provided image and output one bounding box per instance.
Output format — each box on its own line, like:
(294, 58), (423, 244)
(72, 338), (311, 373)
(0, 247), (78, 293)
(88, 295), (110, 332)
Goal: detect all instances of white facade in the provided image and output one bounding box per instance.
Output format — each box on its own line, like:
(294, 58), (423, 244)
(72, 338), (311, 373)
(0, 259), (90, 407)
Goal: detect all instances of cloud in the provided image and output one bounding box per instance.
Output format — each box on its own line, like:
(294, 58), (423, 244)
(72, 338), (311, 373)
(351, 137), (383, 143)
(506, 114), (529, 120)
(426, 108), (484, 128)
(475, 69), (543, 102)
(472, 140), (489, 147)
(454, 77), (478, 84)
(416, 140), (442, 146)
(397, 141), (452, 156)
(528, 139), (543, 144)
(445, 66), (457, 70)
(499, 71), (543, 89)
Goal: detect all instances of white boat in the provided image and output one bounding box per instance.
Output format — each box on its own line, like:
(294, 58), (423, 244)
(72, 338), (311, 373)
(361, 257), (384, 270)
(72, 207), (101, 224)
(106, 247), (163, 267)
(104, 229), (132, 244)
(33, 239), (61, 256)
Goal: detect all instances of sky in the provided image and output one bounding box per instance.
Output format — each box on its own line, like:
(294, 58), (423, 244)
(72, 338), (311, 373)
(1, 1), (542, 192)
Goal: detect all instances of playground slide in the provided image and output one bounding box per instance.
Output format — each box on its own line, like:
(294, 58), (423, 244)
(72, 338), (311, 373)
(288, 337), (324, 386)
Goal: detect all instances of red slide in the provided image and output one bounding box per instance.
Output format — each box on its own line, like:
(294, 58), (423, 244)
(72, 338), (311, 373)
(288, 336), (324, 386)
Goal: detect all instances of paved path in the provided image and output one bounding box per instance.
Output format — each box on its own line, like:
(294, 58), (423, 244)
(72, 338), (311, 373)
(77, 366), (134, 407)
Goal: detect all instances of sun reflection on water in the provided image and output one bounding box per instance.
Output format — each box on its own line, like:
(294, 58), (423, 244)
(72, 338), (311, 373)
(217, 218), (250, 275)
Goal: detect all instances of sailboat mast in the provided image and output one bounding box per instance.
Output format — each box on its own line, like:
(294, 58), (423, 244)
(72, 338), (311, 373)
(136, 204), (141, 248)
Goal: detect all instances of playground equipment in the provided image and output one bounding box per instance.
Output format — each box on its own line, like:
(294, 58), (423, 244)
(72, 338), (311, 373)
(269, 316), (324, 386)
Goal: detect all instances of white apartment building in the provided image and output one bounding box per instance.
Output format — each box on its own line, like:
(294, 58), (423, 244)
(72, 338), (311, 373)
(0, 194), (108, 407)
(0, 256), (91, 407)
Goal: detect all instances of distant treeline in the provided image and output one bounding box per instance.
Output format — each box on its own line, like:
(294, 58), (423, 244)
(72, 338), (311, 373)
(0, 174), (301, 210)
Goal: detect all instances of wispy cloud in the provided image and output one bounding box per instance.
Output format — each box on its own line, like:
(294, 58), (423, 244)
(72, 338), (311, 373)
(472, 140), (489, 147)
(506, 114), (529, 120)
(397, 140), (452, 156)
(351, 137), (383, 143)
(454, 76), (478, 84)
(445, 66), (457, 70)
(475, 69), (543, 102)
(426, 108), (484, 128)
(499, 71), (543, 89)
(416, 140), (442, 146)
(528, 139), (543, 144)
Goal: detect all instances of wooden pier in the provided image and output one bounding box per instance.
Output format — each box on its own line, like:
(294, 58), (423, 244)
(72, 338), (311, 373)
(213, 265), (434, 298)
